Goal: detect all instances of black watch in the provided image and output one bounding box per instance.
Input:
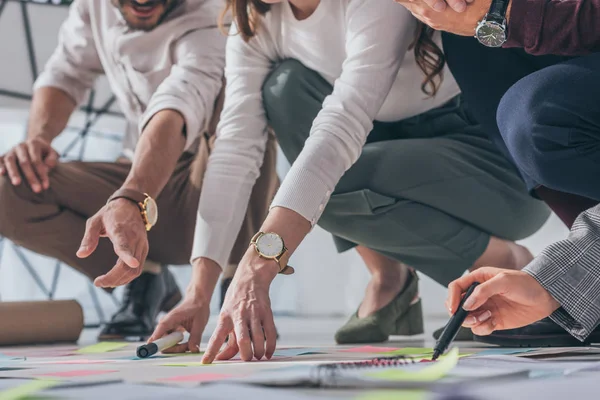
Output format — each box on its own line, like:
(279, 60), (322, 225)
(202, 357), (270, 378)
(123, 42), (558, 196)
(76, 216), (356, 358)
(475, 0), (509, 47)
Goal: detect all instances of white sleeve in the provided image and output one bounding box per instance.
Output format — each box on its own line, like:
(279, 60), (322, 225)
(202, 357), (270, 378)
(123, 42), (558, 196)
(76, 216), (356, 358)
(34, 0), (103, 104)
(271, 0), (416, 224)
(191, 24), (274, 267)
(139, 27), (226, 153)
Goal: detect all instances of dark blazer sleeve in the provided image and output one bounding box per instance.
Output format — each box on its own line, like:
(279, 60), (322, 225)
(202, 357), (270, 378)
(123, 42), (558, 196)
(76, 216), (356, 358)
(504, 0), (600, 56)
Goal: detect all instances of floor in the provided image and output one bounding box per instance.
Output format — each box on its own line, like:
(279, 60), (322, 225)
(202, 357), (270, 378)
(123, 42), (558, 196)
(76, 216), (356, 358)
(3, 316), (600, 399)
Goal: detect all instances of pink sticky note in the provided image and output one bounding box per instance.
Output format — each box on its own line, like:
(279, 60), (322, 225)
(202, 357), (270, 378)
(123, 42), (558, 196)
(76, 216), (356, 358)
(39, 369), (118, 378)
(340, 346), (400, 353)
(49, 359), (114, 365)
(162, 373), (233, 383)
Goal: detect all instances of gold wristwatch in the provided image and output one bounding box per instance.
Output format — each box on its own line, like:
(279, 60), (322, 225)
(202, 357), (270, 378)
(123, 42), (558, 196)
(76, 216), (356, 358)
(250, 232), (294, 275)
(108, 189), (158, 232)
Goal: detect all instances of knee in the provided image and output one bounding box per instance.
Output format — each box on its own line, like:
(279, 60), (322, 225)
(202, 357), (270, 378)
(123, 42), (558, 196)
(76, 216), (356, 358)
(0, 174), (27, 238)
(262, 59), (313, 121)
(497, 70), (571, 185)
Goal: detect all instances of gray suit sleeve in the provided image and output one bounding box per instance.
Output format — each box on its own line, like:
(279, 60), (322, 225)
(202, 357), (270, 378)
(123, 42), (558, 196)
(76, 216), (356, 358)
(523, 203), (600, 341)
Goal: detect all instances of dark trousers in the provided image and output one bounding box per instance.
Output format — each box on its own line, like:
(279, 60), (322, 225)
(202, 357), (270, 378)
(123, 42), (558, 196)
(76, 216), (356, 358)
(442, 34), (600, 227)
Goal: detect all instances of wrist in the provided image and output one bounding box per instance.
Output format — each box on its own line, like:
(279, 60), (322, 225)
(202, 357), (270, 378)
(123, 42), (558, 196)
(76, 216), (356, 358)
(187, 257), (222, 301)
(241, 247), (280, 282)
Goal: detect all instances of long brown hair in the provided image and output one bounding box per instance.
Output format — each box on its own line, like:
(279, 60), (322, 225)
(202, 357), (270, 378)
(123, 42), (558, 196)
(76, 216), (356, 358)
(219, 1), (445, 96)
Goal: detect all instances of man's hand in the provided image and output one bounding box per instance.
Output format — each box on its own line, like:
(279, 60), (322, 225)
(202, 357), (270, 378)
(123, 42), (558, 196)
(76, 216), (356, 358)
(446, 267), (561, 335)
(395, 0), (492, 36)
(201, 252), (279, 364)
(0, 137), (59, 193)
(77, 198), (148, 288)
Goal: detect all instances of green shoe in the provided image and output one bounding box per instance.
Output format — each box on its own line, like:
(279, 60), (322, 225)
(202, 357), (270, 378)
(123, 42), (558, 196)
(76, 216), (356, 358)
(335, 272), (424, 344)
(433, 325), (474, 341)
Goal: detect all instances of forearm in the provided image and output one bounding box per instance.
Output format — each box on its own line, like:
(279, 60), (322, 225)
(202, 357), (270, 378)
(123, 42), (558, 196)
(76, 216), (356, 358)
(505, 0), (600, 55)
(121, 109), (186, 197)
(27, 87), (76, 141)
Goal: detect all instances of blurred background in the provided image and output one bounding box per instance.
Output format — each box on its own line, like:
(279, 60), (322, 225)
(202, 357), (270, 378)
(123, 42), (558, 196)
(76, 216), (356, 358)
(0, 0), (569, 328)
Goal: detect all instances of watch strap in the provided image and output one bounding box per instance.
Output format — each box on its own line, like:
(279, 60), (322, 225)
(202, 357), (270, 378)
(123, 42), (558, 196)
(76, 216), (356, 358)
(108, 189), (146, 206)
(487, 0), (509, 22)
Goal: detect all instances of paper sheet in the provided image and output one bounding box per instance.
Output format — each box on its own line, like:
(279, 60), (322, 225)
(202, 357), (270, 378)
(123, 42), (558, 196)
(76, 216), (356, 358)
(367, 348), (459, 382)
(39, 369), (118, 378)
(356, 390), (427, 400)
(76, 342), (129, 354)
(0, 379), (60, 400)
(162, 373), (234, 383)
(475, 348), (537, 357)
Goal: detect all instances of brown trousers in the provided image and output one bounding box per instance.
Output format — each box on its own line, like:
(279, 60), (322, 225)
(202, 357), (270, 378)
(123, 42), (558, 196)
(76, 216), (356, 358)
(0, 133), (279, 281)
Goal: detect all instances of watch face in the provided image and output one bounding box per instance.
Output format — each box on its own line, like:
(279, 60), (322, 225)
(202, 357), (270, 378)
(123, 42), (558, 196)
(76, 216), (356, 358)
(145, 197), (158, 226)
(476, 21), (506, 47)
(256, 232), (284, 258)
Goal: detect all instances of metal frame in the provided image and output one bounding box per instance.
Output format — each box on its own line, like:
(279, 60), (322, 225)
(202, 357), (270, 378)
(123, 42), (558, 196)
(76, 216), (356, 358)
(0, 0), (124, 327)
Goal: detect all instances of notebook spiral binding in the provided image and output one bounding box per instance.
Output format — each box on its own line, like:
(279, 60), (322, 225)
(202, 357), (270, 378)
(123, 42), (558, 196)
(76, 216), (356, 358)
(310, 355), (417, 388)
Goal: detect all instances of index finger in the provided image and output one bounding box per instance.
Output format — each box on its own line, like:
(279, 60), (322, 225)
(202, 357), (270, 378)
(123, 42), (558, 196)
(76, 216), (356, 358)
(111, 235), (140, 268)
(202, 318), (233, 364)
(446, 270), (486, 314)
(421, 0), (446, 12)
(445, 0), (466, 12)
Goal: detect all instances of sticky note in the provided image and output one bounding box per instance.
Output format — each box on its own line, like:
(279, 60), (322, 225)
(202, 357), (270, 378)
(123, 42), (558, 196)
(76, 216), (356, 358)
(48, 359), (115, 365)
(340, 346), (400, 353)
(161, 361), (209, 367)
(39, 369), (118, 378)
(0, 379), (60, 400)
(273, 348), (326, 357)
(356, 390), (427, 400)
(368, 347), (459, 382)
(76, 342), (129, 354)
(162, 373), (233, 382)
(379, 347), (433, 356)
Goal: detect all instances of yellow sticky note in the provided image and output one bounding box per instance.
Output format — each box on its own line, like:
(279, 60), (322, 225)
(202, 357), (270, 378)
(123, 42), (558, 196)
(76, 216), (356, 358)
(0, 379), (60, 400)
(356, 390), (427, 400)
(76, 342), (129, 354)
(368, 347), (459, 382)
(161, 362), (209, 367)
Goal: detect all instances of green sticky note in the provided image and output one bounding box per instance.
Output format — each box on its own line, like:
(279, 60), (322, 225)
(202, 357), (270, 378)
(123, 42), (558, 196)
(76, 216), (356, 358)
(379, 348), (433, 357)
(161, 362), (209, 367)
(76, 342), (129, 354)
(356, 390), (427, 400)
(368, 347), (459, 382)
(0, 379), (60, 400)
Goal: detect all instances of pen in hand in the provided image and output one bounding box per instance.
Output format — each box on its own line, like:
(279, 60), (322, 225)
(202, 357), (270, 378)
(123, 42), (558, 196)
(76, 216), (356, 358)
(432, 282), (479, 361)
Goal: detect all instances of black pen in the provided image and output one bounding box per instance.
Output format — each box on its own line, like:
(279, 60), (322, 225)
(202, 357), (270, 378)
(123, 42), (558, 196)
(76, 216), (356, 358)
(432, 282), (479, 361)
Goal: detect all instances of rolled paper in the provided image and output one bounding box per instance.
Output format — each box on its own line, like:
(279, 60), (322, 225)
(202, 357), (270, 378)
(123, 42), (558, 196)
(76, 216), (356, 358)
(0, 300), (83, 345)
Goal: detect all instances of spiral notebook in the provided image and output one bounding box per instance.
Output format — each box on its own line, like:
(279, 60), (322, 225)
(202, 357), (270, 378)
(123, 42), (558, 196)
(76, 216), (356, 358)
(234, 348), (460, 389)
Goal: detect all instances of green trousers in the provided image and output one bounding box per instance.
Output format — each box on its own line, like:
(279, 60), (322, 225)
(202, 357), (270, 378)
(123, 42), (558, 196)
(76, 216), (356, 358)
(263, 59), (551, 286)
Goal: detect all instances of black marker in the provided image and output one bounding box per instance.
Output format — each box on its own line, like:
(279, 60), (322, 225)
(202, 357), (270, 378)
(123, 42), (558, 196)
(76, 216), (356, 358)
(136, 331), (184, 358)
(432, 282), (479, 361)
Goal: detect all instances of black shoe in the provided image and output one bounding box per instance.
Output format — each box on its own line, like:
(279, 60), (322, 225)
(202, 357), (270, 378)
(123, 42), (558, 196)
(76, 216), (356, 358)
(433, 326), (474, 341)
(98, 267), (182, 341)
(474, 317), (600, 347)
(220, 277), (280, 340)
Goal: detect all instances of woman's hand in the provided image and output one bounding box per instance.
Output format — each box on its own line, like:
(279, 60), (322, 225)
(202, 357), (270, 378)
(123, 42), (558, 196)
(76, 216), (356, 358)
(446, 267), (561, 335)
(148, 258), (221, 353)
(201, 252), (279, 363)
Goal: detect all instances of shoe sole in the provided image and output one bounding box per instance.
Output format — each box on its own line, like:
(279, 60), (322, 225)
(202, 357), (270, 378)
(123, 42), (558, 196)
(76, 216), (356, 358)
(474, 332), (600, 347)
(97, 290), (183, 341)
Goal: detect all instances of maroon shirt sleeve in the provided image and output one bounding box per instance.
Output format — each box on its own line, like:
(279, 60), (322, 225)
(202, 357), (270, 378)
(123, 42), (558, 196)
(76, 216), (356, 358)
(504, 0), (600, 56)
